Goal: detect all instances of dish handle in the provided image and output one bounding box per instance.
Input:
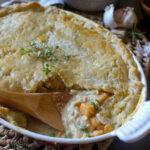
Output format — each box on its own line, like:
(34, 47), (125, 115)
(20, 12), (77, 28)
(115, 101), (150, 142)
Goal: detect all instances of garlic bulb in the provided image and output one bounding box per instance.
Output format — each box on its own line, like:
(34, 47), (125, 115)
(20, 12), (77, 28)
(103, 4), (138, 29)
(103, 4), (117, 29)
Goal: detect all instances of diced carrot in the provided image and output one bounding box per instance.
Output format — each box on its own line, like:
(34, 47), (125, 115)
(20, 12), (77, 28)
(90, 130), (104, 137)
(104, 124), (113, 133)
(97, 93), (109, 103)
(80, 103), (95, 117)
(89, 126), (95, 132)
(91, 117), (99, 127)
(57, 132), (62, 137)
(74, 102), (81, 107)
(97, 124), (104, 130)
(0, 106), (10, 115)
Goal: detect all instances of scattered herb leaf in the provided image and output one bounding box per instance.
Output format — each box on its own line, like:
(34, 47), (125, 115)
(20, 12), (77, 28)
(89, 101), (99, 111)
(19, 41), (69, 75)
(79, 125), (88, 132)
(20, 48), (24, 50)
(49, 132), (56, 137)
(30, 40), (36, 46)
(85, 133), (90, 137)
(63, 132), (72, 138)
(43, 64), (51, 75)
(20, 52), (25, 56)
(126, 23), (145, 45)
(30, 41), (59, 63)
(55, 45), (59, 49)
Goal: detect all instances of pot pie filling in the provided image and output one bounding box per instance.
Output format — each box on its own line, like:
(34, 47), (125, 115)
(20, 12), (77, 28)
(0, 2), (143, 138)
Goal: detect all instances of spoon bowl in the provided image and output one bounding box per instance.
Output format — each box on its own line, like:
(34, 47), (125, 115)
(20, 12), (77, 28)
(0, 90), (73, 131)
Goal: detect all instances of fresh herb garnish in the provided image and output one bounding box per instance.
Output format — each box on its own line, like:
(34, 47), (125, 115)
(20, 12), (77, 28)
(49, 132), (56, 137)
(30, 41), (59, 64)
(20, 48), (24, 50)
(28, 53), (31, 56)
(79, 125), (88, 132)
(126, 23), (145, 45)
(55, 45), (59, 49)
(63, 132), (72, 138)
(20, 52), (25, 56)
(37, 50), (44, 58)
(89, 101), (99, 111)
(25, 41), (69, 63)
(43, 64), (51, 75)
(85, 133), (90, 137)
(43, 68), (51, 74)
(20, 42), (69, 75)
(30, 40), (36, 46)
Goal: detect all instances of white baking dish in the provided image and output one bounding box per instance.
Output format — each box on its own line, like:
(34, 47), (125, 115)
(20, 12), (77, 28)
(0, 10), (149, 145)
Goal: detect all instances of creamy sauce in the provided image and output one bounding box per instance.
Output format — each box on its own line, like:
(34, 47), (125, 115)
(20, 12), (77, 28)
(62, 90), (112, 138)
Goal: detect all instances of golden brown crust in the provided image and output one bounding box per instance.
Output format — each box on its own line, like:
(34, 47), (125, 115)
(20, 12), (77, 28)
(0, 2), (44, 17)
(0, 2), (143, 135)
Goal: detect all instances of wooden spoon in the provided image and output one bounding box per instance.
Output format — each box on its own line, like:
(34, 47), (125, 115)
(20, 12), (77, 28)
(0, 90), (73, 131)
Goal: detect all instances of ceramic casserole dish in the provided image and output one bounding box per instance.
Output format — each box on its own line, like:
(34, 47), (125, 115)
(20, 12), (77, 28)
(0, 2), (149, 144)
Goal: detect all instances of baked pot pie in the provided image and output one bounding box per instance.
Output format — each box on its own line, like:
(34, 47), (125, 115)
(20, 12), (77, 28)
(0, 2), (143, 138)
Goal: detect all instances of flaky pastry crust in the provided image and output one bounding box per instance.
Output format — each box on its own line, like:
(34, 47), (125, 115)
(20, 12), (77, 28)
(0, 2), (143, 136)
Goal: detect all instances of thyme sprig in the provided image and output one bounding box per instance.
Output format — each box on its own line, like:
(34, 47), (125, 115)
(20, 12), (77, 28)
(30, 41), (59, 63)
(43, 64), (51, 75)
(49, 132), (56, 137)
(20, 41), (69, 75)
(126, 23), (145, 45)
(63, 132), (72, 138)
(85, 133), (90, 137)
(79, 125), (88, 132)
(20, 51), (25, 56)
